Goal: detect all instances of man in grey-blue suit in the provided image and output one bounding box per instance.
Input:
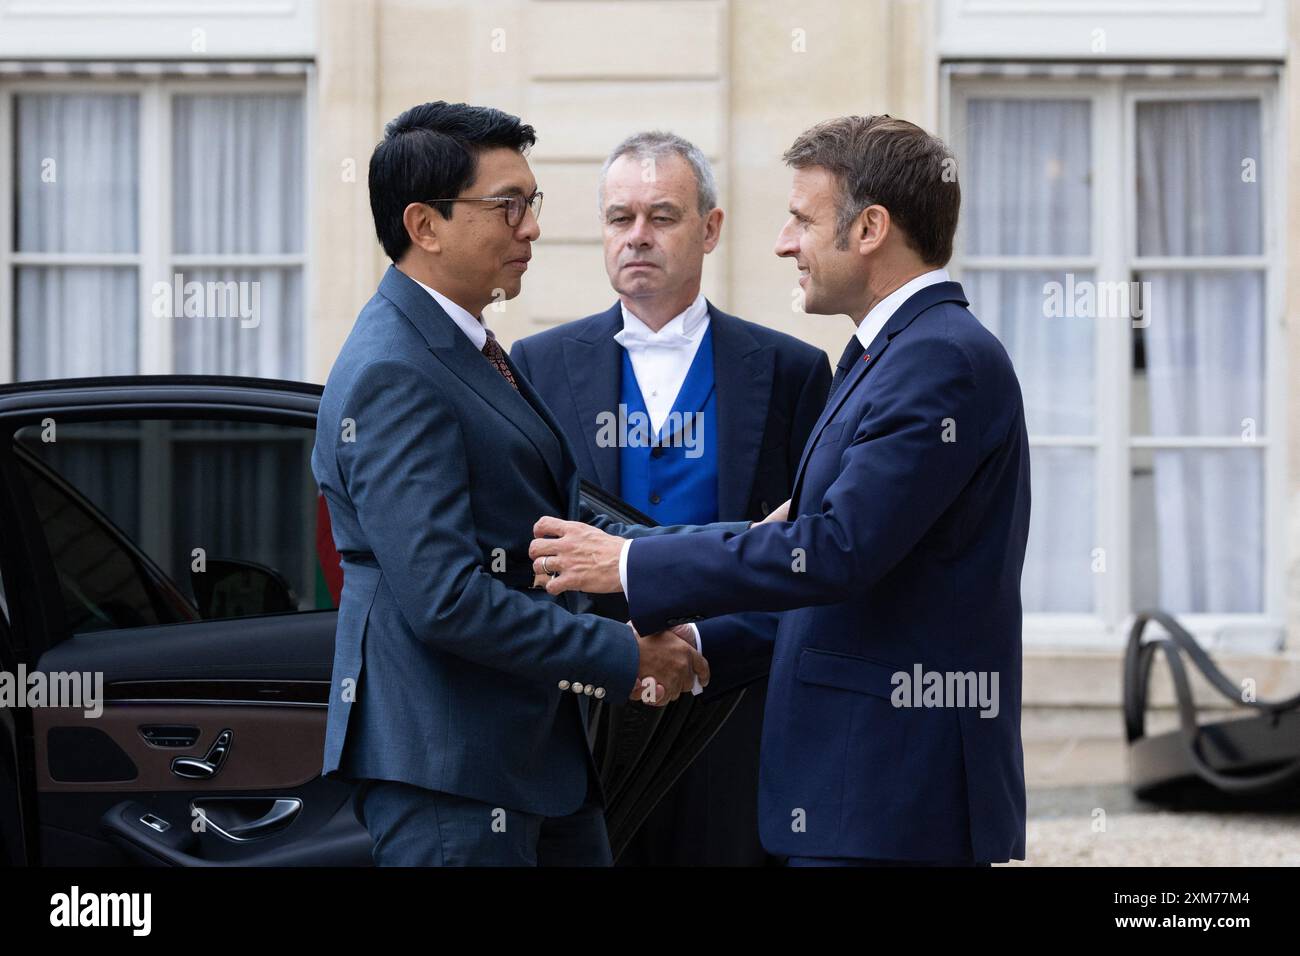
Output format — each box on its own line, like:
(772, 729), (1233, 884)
(312, 101), (707, 866)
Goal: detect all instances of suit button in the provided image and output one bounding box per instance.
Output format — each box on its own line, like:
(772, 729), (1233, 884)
(649, 493), (661, 505)
(594, 687), (606, 699)
(558, 680), (570, 690)
(584, 684), (594, 695)
(572, 683), (585, 694)
(650, 446), (663, 459)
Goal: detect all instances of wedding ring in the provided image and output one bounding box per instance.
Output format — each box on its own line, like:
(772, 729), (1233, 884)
(542, 555), (557, 577)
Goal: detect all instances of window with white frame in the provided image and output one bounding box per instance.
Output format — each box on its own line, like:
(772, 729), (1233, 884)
(948, 66), (1281, 645)
(2, 76), (306, 382)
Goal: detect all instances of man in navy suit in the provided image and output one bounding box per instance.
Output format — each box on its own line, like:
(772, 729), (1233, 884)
(510, 132), (830, 866)
(529, 115), (1032, 866)
(312, 102), (707, 866)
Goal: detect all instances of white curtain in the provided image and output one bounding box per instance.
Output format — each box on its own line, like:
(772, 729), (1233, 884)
(963, 99), (1095, 612)
(14, 94), (139, 379)
(1136, 100), (1264, 614)
(171, 93), (304, 378)
(1137, 100), (1262, 257)
(966, 269), (1095, 613)
(173, 267), (303, 379)
(964, 99), (1092, 257)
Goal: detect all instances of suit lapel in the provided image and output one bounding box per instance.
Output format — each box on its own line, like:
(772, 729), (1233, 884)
(561, 304), (623, 492)
(789, 281), (970, 510)
(379, 266), (570, 500)
(710, 304), (773, 521)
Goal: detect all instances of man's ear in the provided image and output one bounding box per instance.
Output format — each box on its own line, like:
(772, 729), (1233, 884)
(855, 204), (889, 256)
(403, 202), (442, 255)
(701, 207), (724, 254)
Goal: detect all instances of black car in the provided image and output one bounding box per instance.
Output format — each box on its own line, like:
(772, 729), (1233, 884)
(0, 376), (744, 866)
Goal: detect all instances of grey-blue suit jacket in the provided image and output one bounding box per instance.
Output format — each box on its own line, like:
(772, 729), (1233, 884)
(312, 265), (642, 817)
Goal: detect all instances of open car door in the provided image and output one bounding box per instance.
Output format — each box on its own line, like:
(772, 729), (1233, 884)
(577, 481), (749, 862)
(0, 376), (367, 866)
(0, 376), (749, 866)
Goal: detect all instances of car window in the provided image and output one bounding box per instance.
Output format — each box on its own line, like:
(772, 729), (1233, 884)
(13, 418), (338, 634)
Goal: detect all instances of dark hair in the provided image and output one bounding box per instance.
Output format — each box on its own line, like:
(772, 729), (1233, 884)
(782, 115), (959, 266)
(368, 101), (537, 262)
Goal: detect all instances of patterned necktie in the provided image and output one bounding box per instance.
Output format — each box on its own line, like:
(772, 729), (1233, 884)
(481, 329), (519, 391)
(827, 335), (866, 402)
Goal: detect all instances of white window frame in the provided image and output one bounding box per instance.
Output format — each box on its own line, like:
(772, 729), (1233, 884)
(0, 74), (311, 382)
(945, 74), (1286, 651)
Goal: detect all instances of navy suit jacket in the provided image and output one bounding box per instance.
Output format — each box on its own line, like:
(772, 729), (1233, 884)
(622, 281), (1032, 863)
(510, 300), (831, 523)
(312, 266), (649, 818)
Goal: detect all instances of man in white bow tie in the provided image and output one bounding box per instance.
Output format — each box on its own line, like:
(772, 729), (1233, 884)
(511, 131), (831, 866)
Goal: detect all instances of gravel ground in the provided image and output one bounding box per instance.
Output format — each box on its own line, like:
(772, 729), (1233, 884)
(1002, 784), (1300, 866)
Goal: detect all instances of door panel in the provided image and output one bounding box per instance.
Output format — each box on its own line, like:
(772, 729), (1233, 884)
(34, 703), (326, 793)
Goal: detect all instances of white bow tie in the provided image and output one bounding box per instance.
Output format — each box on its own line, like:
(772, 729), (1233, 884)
(614, 326), (694, 351)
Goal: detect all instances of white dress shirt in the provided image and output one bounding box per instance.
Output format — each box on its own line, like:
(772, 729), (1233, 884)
(618, 269), (952, 687)
(614, 293), (710, 434)
(412, 276), (488, 350)
(855, 268), (949, 350)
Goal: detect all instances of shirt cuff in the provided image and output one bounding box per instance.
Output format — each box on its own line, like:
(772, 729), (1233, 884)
(619, 538), (631, 595)
(688, 623), (703, 696)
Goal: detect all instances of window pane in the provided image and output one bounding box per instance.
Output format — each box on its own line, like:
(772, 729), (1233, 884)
(171, 429), (314, 606)
(1132, 270), (1264, 437)
(14, 419), (336, 634)
(28, 423), (142, 539)
(170, 267), (302, 378)
(1136, 99), (1262, 257)
(1131, 448), (1263, 613)
(12, 432), (165, 634)
(965, 269), (1094, 435)
(1023, 447), (1095, 613)
(172, 93), (304, 255)
(963, 98), (1092, 256)
(16, 266), (138, 379)
(14, 93), (139, 254)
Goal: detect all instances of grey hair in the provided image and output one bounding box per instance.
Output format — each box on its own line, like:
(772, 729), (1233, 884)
(597, 130), (718, 218)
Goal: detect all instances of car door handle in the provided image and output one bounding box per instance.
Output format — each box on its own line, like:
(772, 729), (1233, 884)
(190, 798), (303, 842)
(222, 799), (301, 839)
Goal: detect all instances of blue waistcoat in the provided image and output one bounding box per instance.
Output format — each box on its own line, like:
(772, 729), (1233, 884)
(618, 328), (719, 525)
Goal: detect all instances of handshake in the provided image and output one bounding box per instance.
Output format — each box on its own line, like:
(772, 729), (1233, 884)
(529, 501), (788, 708)
(629, 623), (709, 707)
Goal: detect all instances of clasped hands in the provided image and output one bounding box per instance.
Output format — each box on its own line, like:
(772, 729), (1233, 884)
(528, 517), (704, 706)
(627, 623), (708, 706)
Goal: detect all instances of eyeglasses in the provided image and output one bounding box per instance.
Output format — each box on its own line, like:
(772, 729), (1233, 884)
(421, 191), (543, 228)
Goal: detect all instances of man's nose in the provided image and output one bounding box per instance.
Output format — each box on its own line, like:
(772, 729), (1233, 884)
(774, 224), (798, 258)
(518, 207), (541, 241)
(626, 216), (654, 248)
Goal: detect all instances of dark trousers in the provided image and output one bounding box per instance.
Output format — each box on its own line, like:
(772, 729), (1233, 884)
(354, 778), (613, 866)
